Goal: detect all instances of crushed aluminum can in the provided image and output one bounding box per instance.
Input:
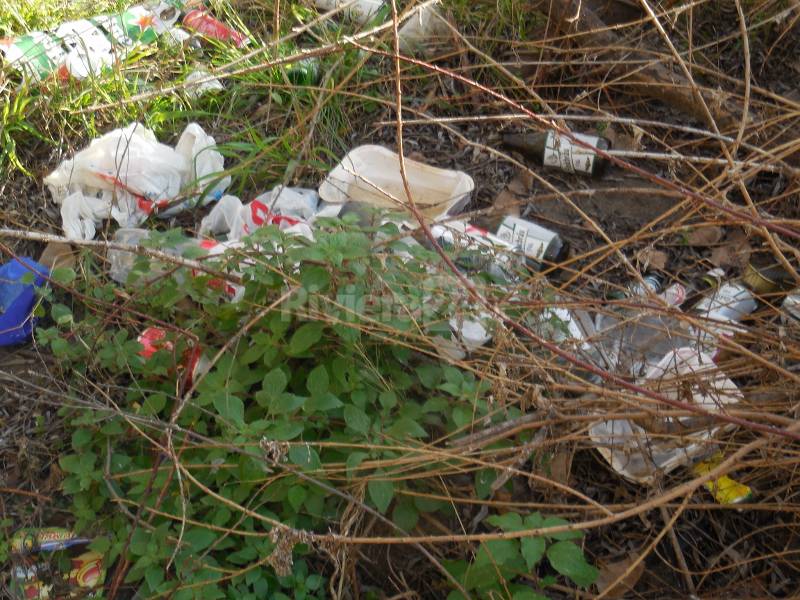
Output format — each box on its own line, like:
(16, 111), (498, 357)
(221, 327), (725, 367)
(10, 528), (106, 600)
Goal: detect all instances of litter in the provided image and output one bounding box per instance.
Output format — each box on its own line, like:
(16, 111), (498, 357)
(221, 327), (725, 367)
(494, 215), (568, 268)
(318, 144), (474, 221)
(182, 7), (248, 47)
(396, 3), (452, 57)
(436, 312), (495, 362)
(183, 67), (224, 98)
(0, 258), (48, 346)
(429, 220), (519, 283)
(44, 122), (230, 240)
(10, 527), (106, 600)
(592, 281), (689, 377)
(0, 2), (182, 81)
(137, 326), (210, 387)
(691, 452), (753, 505)
(199, 187), (318, 242)
(314, 0), (386, 25)
(502, 130), (612, 178)
(107, 228), (245, 301)
(691, 278), (757, 359)
(589, 347), (742, 485)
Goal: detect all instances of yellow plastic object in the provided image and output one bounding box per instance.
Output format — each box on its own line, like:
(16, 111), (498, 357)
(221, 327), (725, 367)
(691, 453), (753, 505)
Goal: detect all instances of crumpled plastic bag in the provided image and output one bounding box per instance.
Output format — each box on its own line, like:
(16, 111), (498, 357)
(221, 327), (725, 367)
(589, 347), (742, 484)
(44, 122), (230, 240)
(199, 187), (318, 242)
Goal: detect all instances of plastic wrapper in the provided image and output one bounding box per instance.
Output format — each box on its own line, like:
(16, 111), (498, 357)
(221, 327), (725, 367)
(182, 8), (248, 47)
(589, 347), (742, 484)
(435, 312), (495, 361)
(315, 0), (386, 24)
(10, 528), (105, 600)
(199, 187), (318, 241)
(0, 258), (49, 346)
(137, 326), (210, 386)
(107, 228), (245, 301)
(397, 2), (451, 56)
(44, 122), (230, 239)
(184, 67), (224, 98)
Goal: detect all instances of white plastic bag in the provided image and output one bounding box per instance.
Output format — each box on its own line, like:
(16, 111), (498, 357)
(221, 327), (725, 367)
(44, 122), (229, 240)
(199, 187), (317, 241)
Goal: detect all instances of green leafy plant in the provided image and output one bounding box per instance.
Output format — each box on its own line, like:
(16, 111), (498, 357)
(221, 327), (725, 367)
(34, 214), (597, 598)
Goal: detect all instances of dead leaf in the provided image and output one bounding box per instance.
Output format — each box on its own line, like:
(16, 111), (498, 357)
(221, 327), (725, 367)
(493, 189), (520, 216)
(507, 172), (531, 195)
(686, 226), (724, 247)
(595, 555), (646, 598)
(38, 242), (77, 271)
(710, 241), (752, 269)
(548, 449), (573, 486)
(636, 248), (668, 271)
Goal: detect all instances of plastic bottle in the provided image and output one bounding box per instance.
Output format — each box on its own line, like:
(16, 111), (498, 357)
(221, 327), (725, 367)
(501, 130), (612, 177)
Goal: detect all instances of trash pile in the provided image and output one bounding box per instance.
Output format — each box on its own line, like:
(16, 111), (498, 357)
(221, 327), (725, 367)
(0, 0), (448, 89)
(3, 116), (789, 514)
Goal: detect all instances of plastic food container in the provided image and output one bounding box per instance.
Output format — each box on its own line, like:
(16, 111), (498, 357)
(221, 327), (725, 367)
(318, 145), (474, 221)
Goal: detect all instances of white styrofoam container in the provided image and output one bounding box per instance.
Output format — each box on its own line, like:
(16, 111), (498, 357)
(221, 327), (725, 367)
(318, 145), (474, 221)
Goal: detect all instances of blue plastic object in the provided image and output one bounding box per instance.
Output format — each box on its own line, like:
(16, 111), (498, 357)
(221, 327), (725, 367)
(0, 257), (49, 346)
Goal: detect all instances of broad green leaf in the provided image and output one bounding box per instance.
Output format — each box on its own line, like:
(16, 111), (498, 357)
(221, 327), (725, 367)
(288, 485), (307, 511)
(71, 429), (92, 450)
(257, 368), (288, 405)
(51, 303), (73, 326)
(269, 393), (305, 415)
(378, 390), (397, 410)
(368, 477), (395, 514)
(183, 527), (217, 552)
(476, 539), (519, 567)
(392, 500), (419, 531)
(345, 452), (368, 478)
(541, 516), (583, 541)
(288, 322), (325, 355)
(213, 393), (244, 427)
(304, 392), (342, 412)
(521, 537), (546, 569)
(301, 266), (331, 292)
(486, 512), (523, 532)
(386, 417), (427, 439)
(289, 444), (322, 472)
(475, 468), (496, 500)
(306, 365), (329, 396)
(546, 541), (599, 588)
(344, 405), (371, 434)
(51, 266), (76, 284)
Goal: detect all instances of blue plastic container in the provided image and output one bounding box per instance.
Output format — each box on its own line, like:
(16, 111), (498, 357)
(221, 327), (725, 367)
(0, 257), (49, 346)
